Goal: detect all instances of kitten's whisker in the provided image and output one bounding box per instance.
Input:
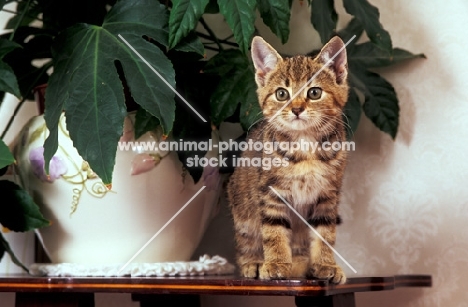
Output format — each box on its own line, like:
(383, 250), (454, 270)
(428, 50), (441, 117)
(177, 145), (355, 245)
(318, 112), (352, 131)
(248, 116), (267, 133)
(341, 113), (355, 138)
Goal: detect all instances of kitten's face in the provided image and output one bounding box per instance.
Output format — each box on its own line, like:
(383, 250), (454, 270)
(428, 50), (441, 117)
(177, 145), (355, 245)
(251, 37), (349, 134)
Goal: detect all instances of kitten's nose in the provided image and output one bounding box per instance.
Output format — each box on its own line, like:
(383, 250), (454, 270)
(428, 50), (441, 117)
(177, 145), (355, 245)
(292, 107), (304, 116)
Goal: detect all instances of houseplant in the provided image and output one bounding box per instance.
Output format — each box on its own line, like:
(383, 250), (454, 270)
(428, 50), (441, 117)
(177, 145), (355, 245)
(0, 0), (424, 270)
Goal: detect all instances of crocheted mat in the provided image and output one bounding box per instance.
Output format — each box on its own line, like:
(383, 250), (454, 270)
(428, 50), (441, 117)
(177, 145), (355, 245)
(30, 255), (235, 277)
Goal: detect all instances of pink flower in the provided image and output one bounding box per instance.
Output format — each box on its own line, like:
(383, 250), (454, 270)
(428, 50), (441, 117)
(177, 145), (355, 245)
(131, 153), (161, 176)
(29, 147), (67, 183)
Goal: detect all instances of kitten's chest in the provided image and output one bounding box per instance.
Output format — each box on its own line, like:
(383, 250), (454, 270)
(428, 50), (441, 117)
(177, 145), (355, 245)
(285, 161), (331, 209)
(260, 130), (342, 211)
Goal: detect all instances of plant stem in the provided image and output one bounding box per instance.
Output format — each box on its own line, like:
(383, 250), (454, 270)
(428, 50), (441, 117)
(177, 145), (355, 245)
(0, 61), (53, 140)
(8, 0), (32, 41)
(199, 17), (224, 51)
(196, 32), (239, 48)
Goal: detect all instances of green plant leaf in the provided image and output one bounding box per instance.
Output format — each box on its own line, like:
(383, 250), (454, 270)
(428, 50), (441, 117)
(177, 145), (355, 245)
(310, 0), (337, 44)
(0, 61), (21, 98)
(134, 107), (160, 140)
(0, 232), (29, 272)
(0, 180), (50, 232)
(257, 0), (290, 44)
(0, 138), (14, 170)
(337, 18), (363, 48)
(0, 39), (21, 59)
(169, 0), (210, 49)
(239, 81), (262, 131)
(351, 66), (399, 138)
(44, 0), (176, 185)
(349, 42), (426, 68)
(173, 32), (205, 56)
(204, 49), (246, 76)
(217, 0), (256, 54)
(0, 29), (53, 101)
(342, 0), (392, 53)
(0, 39), (21, 98)
(208, 50), (254, 125)
(343, 87), (361, 139)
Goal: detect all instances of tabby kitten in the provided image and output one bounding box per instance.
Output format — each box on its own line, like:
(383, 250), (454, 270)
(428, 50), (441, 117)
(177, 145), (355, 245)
(227, 36), (349, 284)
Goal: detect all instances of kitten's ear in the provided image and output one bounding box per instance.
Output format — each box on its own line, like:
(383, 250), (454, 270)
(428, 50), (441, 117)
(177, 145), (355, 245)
(317, 36), (348, 84)
(251, 36), (282, 87)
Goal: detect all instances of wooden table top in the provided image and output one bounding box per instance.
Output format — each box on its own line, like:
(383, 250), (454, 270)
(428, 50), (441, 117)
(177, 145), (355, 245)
(0, 274), (431, 296)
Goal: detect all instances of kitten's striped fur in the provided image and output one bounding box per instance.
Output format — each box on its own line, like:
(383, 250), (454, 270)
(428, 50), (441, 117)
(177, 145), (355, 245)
(227, 36), (349, 284)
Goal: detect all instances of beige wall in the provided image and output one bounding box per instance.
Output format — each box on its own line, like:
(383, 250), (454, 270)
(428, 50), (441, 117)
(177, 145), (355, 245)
(2, 0), (468, 306)
(202, 1), (468, 306)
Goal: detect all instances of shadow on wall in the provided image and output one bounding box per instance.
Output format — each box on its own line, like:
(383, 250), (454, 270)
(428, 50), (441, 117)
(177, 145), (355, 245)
(192, 193), (236, 264)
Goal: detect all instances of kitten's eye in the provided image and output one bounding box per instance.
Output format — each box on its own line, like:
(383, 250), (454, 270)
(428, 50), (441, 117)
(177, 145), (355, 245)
(275, 88), (289, 101)
(307, 87), (322, 100)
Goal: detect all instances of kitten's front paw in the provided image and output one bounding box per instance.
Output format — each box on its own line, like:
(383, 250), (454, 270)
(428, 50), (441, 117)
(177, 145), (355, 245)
(240, 263), (261, 278)
(307, 264), (346, 284)
(259, 262), (292, 279)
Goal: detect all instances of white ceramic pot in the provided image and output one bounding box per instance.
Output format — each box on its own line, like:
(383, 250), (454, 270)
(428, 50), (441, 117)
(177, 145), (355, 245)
(14, 114), (221, 264)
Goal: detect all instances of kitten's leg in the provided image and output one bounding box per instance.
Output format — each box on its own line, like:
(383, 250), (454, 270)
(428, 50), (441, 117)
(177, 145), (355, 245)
(307, 195), (346, 284)
(234, 221), (264, 278)
(229, 174), (264, 278)
(259, 194), (293, 279)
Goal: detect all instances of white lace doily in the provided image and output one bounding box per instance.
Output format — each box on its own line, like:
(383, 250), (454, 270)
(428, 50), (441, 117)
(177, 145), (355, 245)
(29, 255), (235, 277)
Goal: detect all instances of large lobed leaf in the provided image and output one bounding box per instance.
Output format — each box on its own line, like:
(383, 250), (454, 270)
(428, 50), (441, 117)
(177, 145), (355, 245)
(342, 0), (392, 53)
(310, 0), (337, 44)
(257, 0), (291, 44)
(44, 0), (176, 185)
(169, 0), (210, 49)
(217, 0), (256, 54)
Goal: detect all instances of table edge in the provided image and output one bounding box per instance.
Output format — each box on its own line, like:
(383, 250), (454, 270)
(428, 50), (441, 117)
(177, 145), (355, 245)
(0, 274), (432, 296)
